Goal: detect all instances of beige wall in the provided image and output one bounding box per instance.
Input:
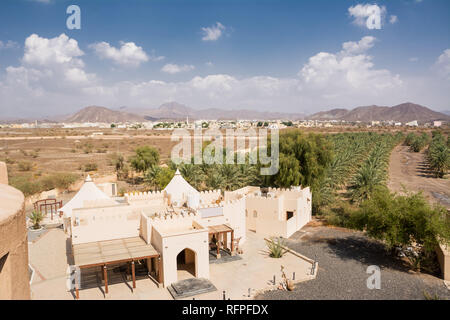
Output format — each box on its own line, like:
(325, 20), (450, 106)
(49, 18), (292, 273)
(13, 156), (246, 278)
(0, 166), (30, 300)
(244, 187), (312, 238)
(436, 243), (450, 281)
(199, 190), (222, 205)
(0, 162), (8, 185)
(153, 225), (210, 286)
(71, 204), (140, 244)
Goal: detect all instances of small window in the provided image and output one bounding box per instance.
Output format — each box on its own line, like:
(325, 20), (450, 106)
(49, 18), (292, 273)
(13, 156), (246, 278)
(287, 211), (294, 220)
(253, 210), (257, 218)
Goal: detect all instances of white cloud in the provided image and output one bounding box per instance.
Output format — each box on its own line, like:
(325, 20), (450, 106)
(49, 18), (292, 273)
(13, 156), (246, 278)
(435, 49), (450, 79)
(409, 57), (419, 62)
(0, 40), (19, 50)
(389, 15), (398, 24)
(31, 0), (51, 3)
(205, 61), (214, 67)
(0, 33), (95, 115)
(23, 33), (84, 67)
(341, 36), (376, 55)
(161, 63), (195, 74)
(4, 34), (448, 118)
(90, 41), (149, 67)
(201, 22), (226, 41)
(348, 4), (387, 29)
(300, 36), (402, 98)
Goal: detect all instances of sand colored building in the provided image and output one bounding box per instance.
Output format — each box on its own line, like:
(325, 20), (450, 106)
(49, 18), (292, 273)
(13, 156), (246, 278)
(0, 162), (31, 300)
(62, 170), (312, 296)
(225, 186), (312, 238)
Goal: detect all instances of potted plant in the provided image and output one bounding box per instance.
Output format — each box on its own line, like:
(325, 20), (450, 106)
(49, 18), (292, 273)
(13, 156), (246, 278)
(28, 210), (45, 231)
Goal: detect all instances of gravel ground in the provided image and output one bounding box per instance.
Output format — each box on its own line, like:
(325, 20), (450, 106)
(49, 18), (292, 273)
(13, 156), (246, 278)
(256, 226), (450, 300)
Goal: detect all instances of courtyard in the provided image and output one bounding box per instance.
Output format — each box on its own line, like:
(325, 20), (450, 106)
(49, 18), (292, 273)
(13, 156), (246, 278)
(29, 228), (315, 300)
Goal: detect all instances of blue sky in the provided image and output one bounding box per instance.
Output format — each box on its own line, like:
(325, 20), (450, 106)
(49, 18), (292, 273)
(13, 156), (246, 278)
(0, 0), (449, 118)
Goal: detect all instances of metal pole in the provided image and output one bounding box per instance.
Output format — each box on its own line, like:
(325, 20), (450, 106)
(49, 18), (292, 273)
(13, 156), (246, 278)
(293, 272), (295, 280)
(223, 290), (226, 300)
(273, 275), (276, 285)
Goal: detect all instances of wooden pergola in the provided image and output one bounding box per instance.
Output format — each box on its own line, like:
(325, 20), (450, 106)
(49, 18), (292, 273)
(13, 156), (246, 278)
(208, 224), (235, 259)
(72, 237), (161, 299)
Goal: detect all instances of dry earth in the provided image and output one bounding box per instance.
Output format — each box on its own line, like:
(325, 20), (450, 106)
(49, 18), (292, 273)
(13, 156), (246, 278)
(387, 145), (450, 208)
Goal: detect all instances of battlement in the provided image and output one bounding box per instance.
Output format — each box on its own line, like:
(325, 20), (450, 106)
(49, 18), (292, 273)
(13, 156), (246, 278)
(125, 190), (165, 201)
(199, 189), (221, 194)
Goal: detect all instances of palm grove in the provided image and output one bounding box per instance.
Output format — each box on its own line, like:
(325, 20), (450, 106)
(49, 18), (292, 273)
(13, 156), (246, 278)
(113, 129), (449, 271)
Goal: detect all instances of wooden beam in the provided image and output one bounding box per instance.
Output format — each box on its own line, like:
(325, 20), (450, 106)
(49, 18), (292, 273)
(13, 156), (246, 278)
(231, 229), (235, 256)
(131, 261), (136, 289)
(103, 265), (108, 295)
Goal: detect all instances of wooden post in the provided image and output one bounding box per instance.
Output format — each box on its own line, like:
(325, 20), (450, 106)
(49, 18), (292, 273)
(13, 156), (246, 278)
(75, 267), (80, 300)
(216, 233), (221, 259)
(131, 261), (136, 289)
(157, 257), (163, 285)
(224, 232), (227, 252)
(103, 265), (108, 294)
(231, 229), (235, 256)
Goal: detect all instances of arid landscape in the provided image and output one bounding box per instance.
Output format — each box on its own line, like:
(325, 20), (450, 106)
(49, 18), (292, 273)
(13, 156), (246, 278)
(388, 145), (450, 208)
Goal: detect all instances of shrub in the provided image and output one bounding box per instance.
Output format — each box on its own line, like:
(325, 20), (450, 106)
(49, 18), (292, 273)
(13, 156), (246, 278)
(9, 176), (42, 196)
(28, 210), (45, 230)
(18, 161), (33, 171)
(265, 237), (288, 258)
(427, 133), (449, 178)
(40, 173), (78, 190)
(353, 189), (450, 271)
(84, 163), (98, 172)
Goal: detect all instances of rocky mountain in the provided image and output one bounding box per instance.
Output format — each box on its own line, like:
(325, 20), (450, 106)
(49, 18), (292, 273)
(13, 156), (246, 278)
(119, 102), (306, 121)
(307, 103), (450, 123)
(307, 108), (349, 121)
(64, 106), (147, 123)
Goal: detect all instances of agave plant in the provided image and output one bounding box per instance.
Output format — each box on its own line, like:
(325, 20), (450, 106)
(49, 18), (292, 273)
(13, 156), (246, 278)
(29, 210), (44, 230)
(266, 237), (288, 258)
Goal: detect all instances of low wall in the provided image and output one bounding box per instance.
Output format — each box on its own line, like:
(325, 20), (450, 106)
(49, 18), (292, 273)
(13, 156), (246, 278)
(0, 162), (7, 184)
(436, 243), (450, 281)
(0, 179), (31, 299)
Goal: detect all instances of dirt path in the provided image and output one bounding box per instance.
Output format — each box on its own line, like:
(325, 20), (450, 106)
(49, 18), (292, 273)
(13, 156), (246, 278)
(388, 145), (450, 208)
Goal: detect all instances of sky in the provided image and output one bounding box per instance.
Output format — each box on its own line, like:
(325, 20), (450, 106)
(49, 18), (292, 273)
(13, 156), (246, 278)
(0, 0), (449, 118)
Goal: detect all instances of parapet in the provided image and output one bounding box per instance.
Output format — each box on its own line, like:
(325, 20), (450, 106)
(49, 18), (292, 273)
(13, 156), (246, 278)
(125, 190), (165, 201)
(0, 161), (7, 185)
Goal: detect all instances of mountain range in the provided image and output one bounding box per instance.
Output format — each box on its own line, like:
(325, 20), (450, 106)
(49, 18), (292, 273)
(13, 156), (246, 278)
(1, 102), (449, 124)
(306, 102), (450, 123)
(116, 102), (307, 121)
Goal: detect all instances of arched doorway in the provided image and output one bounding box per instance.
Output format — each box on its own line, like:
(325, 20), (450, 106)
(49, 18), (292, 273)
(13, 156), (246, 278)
(176, 248), (196, 281)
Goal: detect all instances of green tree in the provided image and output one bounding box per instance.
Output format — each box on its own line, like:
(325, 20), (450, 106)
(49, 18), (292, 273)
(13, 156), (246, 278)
(129, 146), (160, 173)
(427, 133), (449, 178)
(353, 190), (450, 270)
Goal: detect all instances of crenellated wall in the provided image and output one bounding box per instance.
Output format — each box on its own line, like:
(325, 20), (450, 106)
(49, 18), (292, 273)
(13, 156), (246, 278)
(0, 162), (30, 300)
(71, 204), (141, 244)
(199, 189), (222, 205)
